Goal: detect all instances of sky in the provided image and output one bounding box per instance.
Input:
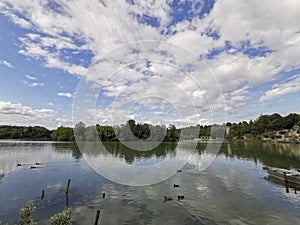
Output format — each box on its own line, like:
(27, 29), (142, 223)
(0, 0), (299, 129)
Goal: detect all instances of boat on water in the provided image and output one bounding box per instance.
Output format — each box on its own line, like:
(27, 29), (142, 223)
(264, 166), (300, 189)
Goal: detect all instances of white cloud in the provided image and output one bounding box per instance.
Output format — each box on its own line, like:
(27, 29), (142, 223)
(57, 92), (73, 98)
(260, 75), (300, 101)
(0, 59), (14, 68)
(0, 101), (73, 129)
(10, 14), (32, 29)
(18, 35), (88, 76)
(25, 75), (37, 80)
(1, 0), (300, 126)
(22, 80), (44, 87)
(207, 0), (300, 72)
(46, 102), (54, 106)
(28, 82), (44, 87)
(0, 101), (53, 117)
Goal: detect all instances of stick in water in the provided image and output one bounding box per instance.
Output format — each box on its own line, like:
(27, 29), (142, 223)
(66, 178), (71, 195)
(94, 210), (100, 225)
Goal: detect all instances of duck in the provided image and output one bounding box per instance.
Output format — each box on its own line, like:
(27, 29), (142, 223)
(177, 195), (184, 201)
(164, 196), (173, 202)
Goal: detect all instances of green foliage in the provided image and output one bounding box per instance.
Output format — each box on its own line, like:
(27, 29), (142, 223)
(0, 113), (298, 142)
(49, 208), (72, 225)
(164, 125), (180, 142)
(0, 126), (50, 140)
(10, 201), (72, 225)
(226, 113), (300, 139)
(96, 125), (117, 141)
(73, 122), (86, 141)
(51, 127), (74, 141)
(16, 201), (37, 225)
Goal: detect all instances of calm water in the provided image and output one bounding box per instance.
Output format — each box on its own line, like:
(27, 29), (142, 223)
(0, 140), (300, 224)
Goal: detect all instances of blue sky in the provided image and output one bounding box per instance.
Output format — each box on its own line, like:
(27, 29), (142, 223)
(0, 0), (299, 129)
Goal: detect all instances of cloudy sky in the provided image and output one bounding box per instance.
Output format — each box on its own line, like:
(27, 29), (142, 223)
(0, 0), (299, 129)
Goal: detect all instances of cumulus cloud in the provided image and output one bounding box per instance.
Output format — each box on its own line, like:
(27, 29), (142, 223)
(0, 101), (53, 116)
(0, 0), (299, 126)
(0, 101), (72, 129)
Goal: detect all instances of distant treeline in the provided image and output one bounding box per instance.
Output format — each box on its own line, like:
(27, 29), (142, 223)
(0, 125), (51, 140)
(0, 113), (299, 141)
(57, 120), (181, 142)
(0, 120), (181, 142)
(226, 113), (300, 139)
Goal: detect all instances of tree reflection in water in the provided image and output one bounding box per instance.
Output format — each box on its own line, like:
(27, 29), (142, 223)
(78, 142), (178, 164)
(0, 172), (4, 184)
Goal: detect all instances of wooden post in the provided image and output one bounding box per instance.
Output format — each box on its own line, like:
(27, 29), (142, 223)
(66, 178), (71, 195)
(41, 190), (45, 200)
(283, 172), (289, 193)
(102, 192), (105, 199)
(94, 210), (100, 225)
(66, 194), (69, 207)
(293, 176), (297, 194)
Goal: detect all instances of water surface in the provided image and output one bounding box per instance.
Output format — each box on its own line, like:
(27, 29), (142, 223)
(0, 141), (299, 224)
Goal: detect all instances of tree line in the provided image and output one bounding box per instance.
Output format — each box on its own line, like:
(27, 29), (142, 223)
(72, 119), (181, 142)
(0, 113), (299, 141)
(0, 120), (181, 142)
(226, 113), (300, 139)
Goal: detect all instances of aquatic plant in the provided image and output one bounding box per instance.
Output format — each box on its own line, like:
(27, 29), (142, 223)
(13, 201), (72, 225)
(49, 208), (72, 225)
(16, 201), (37, 225)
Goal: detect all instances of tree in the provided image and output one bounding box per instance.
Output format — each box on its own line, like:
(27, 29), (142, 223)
(283, 113), (299, 129)
(51, 127), (74, 141)
(85, 126), (98, 141)
(74, 122), (86, 141)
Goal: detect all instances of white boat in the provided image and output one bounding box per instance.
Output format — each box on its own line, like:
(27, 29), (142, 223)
(264, 166), (300, 186)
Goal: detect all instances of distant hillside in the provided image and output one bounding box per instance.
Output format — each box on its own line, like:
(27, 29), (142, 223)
(261, 125), (300, 143)
(0, 125), (51, 140)
(226, 113), (300, 143)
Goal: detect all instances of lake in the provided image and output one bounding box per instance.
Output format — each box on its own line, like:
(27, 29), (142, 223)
(0, 140), (300, 224)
